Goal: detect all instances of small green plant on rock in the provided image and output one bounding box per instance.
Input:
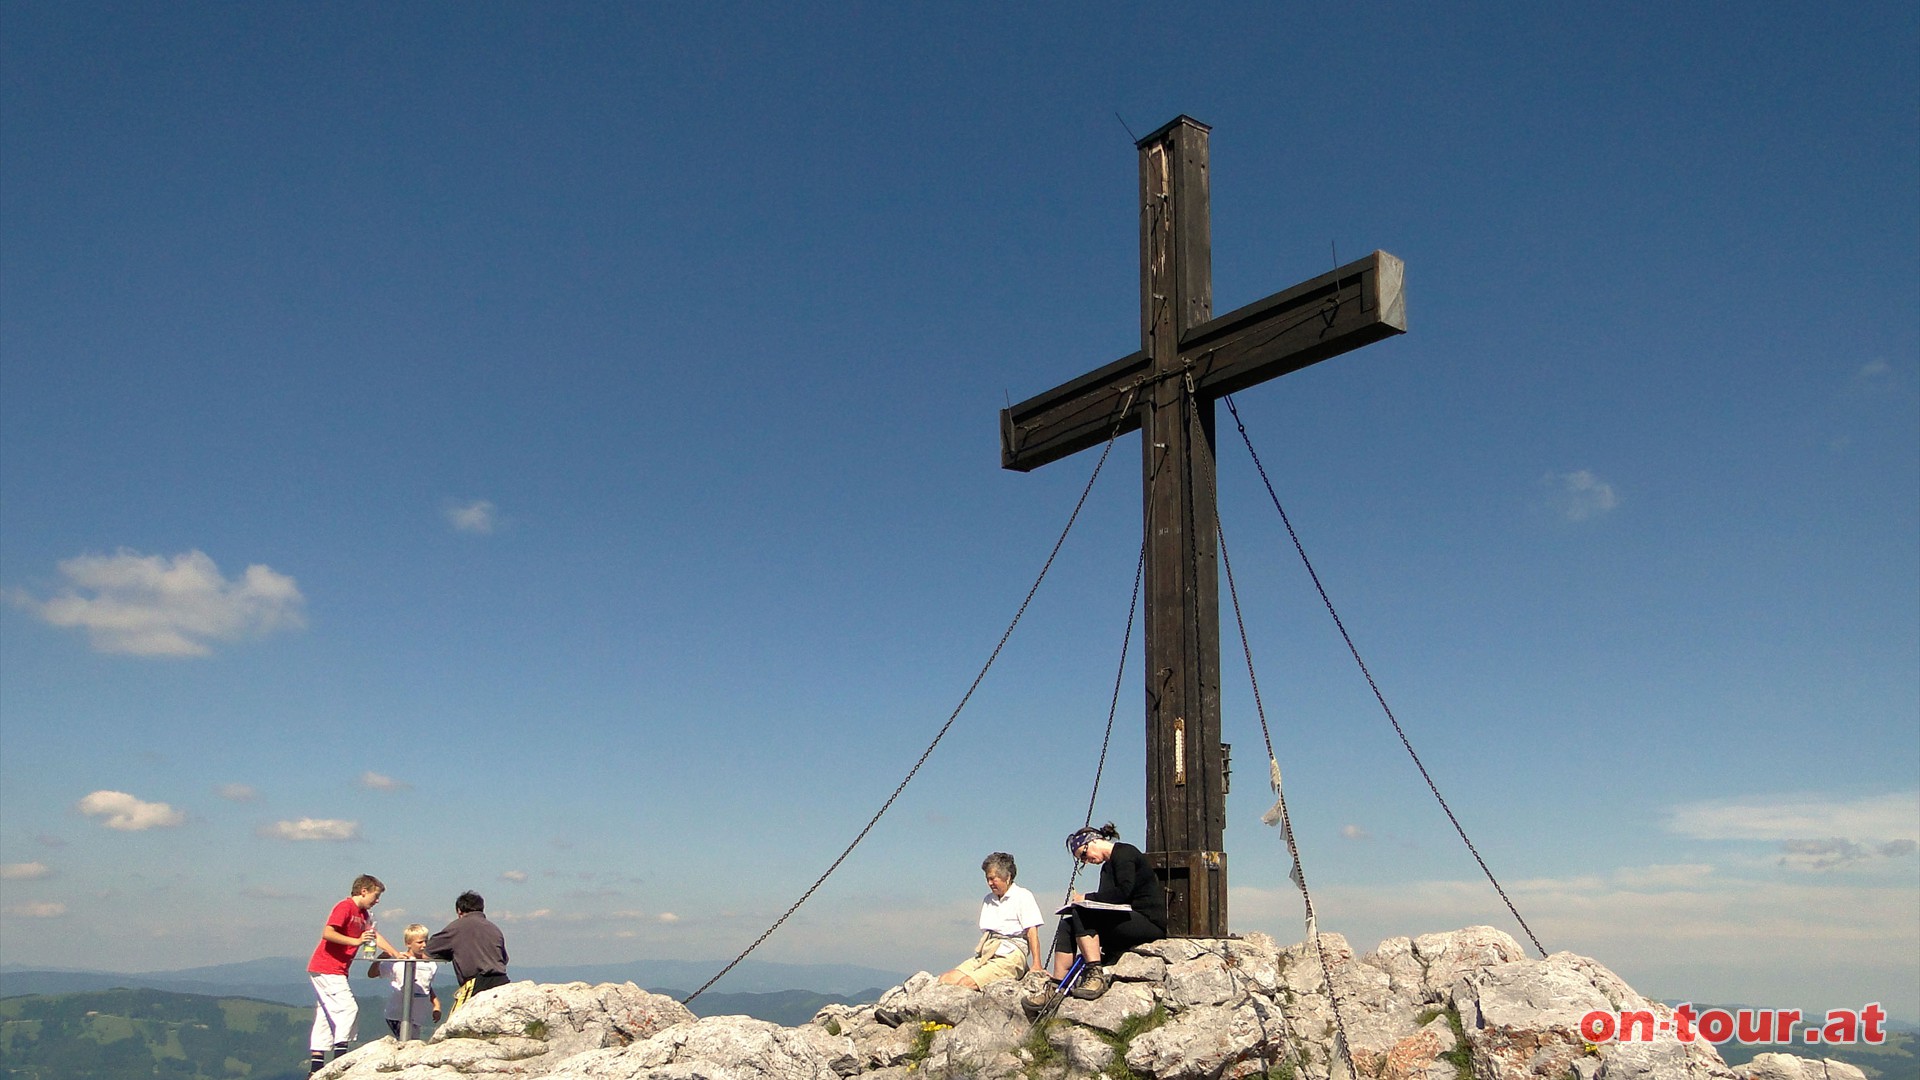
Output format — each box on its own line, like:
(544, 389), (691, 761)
(1020, 1018), (1060, 1075)
(523, 1018), (549, 1040)
(906, 1019), (951, 1071)
(1088, 1004), (1170, 1080)
(1110, 1005), (1170, 1045)
(1440, 1007), (1473, 1080)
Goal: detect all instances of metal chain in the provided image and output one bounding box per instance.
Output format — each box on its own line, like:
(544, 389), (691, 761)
(1220, 393), (1548, 959)
(1061, 534), (1148, 906)
(1191, 373), (1360, 1080)
(683, 391), (1137, 1005)
(1218, 514), (1361, 1080)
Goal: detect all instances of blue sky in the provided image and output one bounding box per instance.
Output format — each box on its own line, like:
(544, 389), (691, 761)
(2, 3), (1915, 1019)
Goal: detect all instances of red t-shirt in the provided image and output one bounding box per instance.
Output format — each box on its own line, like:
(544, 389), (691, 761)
(307, 898), (369, 975)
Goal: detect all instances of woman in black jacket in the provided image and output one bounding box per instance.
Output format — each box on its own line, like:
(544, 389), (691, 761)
(1036, 822), (1166, 1001)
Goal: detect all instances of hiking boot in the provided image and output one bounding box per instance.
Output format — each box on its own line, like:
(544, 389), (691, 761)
(1069, 965), (1110, 1000)
(1020, 979), (1055, 1017)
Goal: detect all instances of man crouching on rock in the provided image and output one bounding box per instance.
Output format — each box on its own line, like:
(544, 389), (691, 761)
(939, 852), (1045, 989)
(425, 890), (510, 1015)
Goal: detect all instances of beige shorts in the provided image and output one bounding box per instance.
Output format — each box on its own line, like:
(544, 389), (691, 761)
(953, 935), (1029, 986)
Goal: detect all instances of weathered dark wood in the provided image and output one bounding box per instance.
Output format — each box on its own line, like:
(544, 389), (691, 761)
(1136, 118), (1228, 938)
(997, 116), (1406, 937)
(1001, 251), (1404, 473)
(1001, 351), (1148, 472)
(1184, 250), (1406, 398)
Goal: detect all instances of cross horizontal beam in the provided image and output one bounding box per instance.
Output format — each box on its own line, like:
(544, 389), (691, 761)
(999, 250), (1406, 472)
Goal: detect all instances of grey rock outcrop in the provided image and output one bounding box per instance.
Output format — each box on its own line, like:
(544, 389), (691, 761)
(1737, 1054), (1869, 1080)
(317, 927), (1846, 1080)
(316, 980), (694, 1079)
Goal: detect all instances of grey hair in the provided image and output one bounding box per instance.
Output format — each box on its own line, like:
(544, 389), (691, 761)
(981, 852), (1017, 882)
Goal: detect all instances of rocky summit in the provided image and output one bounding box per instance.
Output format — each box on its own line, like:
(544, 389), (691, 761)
(316, 926), (1865, 1080)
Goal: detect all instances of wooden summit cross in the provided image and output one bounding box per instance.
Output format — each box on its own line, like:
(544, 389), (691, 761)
(999, 116), (1407, 937)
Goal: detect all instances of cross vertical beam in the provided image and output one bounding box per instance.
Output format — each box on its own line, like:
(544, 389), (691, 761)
(999, 116), (1407, 937)
(1138, 118), (1228, 935)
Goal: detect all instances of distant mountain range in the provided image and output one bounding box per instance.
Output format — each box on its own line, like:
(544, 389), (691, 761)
(1, 981), (1911, 1080)
(0, 980), (888, 1080)
(0, 955), (908, 1014)
(0, 985), (885, 1080)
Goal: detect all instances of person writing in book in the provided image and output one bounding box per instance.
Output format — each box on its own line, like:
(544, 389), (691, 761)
(939, 851), (1046, 989)
(1034, 823), (1166, 1002)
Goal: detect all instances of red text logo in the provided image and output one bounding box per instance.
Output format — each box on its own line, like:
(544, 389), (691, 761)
(1579, 1004), (1887, 1046)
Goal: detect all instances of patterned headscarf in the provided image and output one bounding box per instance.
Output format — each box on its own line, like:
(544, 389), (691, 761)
(1065, 827), (1101, 861)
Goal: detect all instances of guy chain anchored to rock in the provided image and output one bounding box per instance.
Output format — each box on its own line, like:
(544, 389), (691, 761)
(312, 925), (1874, 1080)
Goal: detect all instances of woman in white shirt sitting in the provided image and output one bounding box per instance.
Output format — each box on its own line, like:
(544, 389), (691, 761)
(938, 852), (1045, 989)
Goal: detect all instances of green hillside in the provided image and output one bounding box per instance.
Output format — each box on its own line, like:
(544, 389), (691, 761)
(0, 987), (389, 1080)
(0, 983), (874, 1080)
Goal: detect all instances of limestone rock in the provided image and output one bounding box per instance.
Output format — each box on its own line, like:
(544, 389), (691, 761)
(1738, 1054), (1869, 1080)
(859, 1022), (919, 1068)
(1049, 1023), (1117, 1073)
(312, 928), (1849, 1080)
(873, 973), (974, 1027)
(1111, 950), (1170, 983)
(548, 1014), (852, 1080)
(1413, 928), (1528, 1001)
(322, 981), (693, 1079)
(1165, 952), (1243, 1009)
(940, 1005), (1027, 1072)
(1126, 1000), (1283, 1079)
(1373, 1012), (1462, 1080)
(1056, 981), (1158, 1034)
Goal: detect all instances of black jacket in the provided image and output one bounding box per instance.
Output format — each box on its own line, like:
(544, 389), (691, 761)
(1086, 842), (1167, 930)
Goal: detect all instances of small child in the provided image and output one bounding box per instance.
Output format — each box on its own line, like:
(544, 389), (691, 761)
(368, 924), (441, 1039)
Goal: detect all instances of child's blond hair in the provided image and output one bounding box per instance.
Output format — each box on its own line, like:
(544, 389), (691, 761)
(404, 923), (429, 943)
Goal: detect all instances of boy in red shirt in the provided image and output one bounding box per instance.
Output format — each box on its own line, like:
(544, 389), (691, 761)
(306, 874), (398, 1074)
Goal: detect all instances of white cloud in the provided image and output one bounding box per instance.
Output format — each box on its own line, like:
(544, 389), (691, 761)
(1542, 469), (1619, 522)
(1340, 824), (1373, 841)
(1842, 358), (1896, 396)
(1775, 837), (1918, 871)
(358, 771), (411, 792)
(1, 861), (51, 880)
(501, 870), (529, 883)
(1227, 860), (1920, 1017)
(656, 912), (680, 923)
(445, 499), (498, 534)
(1668, 791), (1919, 843)
(261, 818), (362, 842)
(16, 549), (305, 657)
(1609, 863), (1716, 889)
(76, 790), (185, 831)
(4, 901), (67, 918)
(494, 908), (555, 923)
(215, 783), (261, 802)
